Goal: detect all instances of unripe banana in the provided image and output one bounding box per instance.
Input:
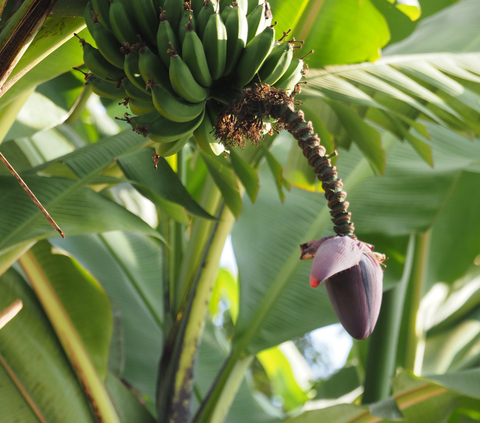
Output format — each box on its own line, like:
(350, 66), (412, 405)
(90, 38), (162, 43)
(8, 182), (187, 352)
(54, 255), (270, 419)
(246, 3), (265, 43)
(246, 0), (260, 15)
(76, 34), (125, 81)
(157, 10), (181, 67)
(122, 44), (149, 93)
(92, 0), (111, 28)
(87, 74), (127, 99)
(168, 49), (208, 103)
(258, 40), (294, 85)
(178, 5), (196, 45)
(220, 5), (233, 22)
(91, 22), (125, 69)
(193, 112), (225, 156)
(150, 82), (206, 123)
(182, 23), (212, 87)
(235, 0), (248, 15)
(138, 45), (171, 91)
(202, 13), (227, 80)
(84, 1), (95, 35)
(163, 0), (184, 35)
(218, 0), (230, 12)
(124, 78), (152, 102)
(273, 57), (305, 91)
(197, 0), (217, 40)
(155, 135), (190, 157)
(129, 98), (157, 115)
(109, 0), (140, 45)
(130, 109), (205, 142)
(132, 0), (158, 46)
(191, 0), (205, 17)
(235, 25), (275, 87)
(223, 5), (248, 76)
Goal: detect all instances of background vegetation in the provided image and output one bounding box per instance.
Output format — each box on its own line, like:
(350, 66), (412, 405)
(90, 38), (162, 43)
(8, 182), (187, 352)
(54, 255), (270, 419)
(1, 0), (480, 422)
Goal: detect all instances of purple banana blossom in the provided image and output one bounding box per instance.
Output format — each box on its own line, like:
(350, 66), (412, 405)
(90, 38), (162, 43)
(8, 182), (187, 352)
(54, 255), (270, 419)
(300, 236), (385, 340)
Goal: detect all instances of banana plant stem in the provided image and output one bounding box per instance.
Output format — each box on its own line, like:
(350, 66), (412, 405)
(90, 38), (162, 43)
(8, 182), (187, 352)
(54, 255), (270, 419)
(157, 201), (235, 423)
(173, 174), (222, 315)
(362, 235), (416, 403)
(398, 231), (431, 374)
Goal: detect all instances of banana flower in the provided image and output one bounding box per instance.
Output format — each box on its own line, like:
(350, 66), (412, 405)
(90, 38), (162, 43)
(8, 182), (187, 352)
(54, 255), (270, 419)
(300, 236), (385, 340)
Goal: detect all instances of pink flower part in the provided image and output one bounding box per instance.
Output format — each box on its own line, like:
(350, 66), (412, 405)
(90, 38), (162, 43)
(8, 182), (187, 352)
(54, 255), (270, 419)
(309, 236), (364, 287)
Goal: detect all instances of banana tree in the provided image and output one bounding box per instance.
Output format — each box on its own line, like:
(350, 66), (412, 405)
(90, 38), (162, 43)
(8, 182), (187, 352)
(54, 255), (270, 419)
(1, 0), (480, 423)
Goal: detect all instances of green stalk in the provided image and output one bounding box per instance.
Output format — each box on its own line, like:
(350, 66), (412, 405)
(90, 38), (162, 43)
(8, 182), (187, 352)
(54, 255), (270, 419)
(156, 200), (235, 422)
(173, 174), (222, 315)
(362, 235), (416, 404)
(210, 356), (254, 423)
(397, 231), (431, 374)
(172, 149), (185, 284)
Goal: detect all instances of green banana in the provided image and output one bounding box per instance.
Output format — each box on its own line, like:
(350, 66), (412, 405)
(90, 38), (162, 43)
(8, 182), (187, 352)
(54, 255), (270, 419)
(235, 0), (248, 15)
(87, 74), (126, 99)
(109, 0), (140, 45)
(246, 3), (265, 43)
(220, 4), (233, 22)
(202, 13), (227, 80)
(91, 22), (125, 69)
(258, 39), (294, 85)
(76, 34), (125, 81)
(132, 0), (158, 46)
(150, 82), (206, 123)
(218, 0), (230, 12)
(273, 56), (306, 91)
(92, 0), (111, 28)
(235, 25), (275, 87)
(247, 0), (261, 15)
(157, 10), (181, 67)
(177, 5), (196, 45)
(182, 23), (212, 87)
(84, 1), (95, 35)
(169, 49), (208, 103)
(123, 44), (149, 93)
(124, 78), (152, 102)
(130, 110), (205, 142)
(197, 0), (217, 40)
(138, 45), (171, 91)
(129, 98), (157, 115)
(155, 135), (190, 157)
(191, 0), (204, 17)
(163, 0), (184, 35)
(193, 112), (225, 156)
(223, 5), (248, 76)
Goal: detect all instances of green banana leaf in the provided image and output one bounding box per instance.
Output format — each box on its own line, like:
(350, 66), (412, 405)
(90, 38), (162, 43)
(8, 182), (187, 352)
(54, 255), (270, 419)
(269, 0), (390, 67)
(117, 148), (214, 219)
(0, 22), (90, 110)
(0, 268), (95, 423)
(384, 0), (480, 55)
(50, 231), (164, 400)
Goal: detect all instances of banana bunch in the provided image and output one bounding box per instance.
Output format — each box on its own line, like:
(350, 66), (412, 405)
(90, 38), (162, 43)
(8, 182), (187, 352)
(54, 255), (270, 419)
(79, 0), (307, 156)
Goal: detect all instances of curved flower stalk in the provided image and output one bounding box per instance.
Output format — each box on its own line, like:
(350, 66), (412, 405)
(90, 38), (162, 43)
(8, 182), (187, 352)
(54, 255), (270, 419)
(215, 84), (386, 339)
